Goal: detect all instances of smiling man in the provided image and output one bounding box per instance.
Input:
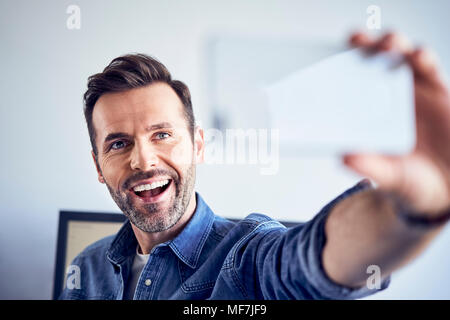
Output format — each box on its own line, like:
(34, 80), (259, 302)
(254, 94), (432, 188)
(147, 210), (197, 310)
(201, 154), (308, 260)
(60, 32), (450, 300)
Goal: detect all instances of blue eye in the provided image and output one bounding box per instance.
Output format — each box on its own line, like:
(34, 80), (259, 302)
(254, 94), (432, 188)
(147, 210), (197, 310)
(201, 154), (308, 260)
(111, 140), (127, 150)
(156, 132), (170, 140)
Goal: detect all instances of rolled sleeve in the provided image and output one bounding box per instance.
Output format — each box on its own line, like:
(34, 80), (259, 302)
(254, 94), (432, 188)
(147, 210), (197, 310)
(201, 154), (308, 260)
(246, 179), (391, 299)
(298, 179), (391, 299)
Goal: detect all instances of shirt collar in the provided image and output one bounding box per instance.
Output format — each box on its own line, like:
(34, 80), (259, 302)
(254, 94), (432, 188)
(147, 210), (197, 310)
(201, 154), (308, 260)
(106, 219), (138, 265)
(106, 192), (215, 269)
(169, 192), (215, 269)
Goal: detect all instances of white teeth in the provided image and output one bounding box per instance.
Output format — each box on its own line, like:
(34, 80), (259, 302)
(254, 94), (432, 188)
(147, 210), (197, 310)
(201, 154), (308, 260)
(133, 179), (169, 193)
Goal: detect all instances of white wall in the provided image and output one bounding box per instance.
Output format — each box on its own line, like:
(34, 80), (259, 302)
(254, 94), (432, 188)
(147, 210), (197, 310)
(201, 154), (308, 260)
(1, 0), (449, 299)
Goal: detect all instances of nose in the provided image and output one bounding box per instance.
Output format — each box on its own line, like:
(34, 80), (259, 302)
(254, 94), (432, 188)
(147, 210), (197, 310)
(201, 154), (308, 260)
(130, 140), (159, 171)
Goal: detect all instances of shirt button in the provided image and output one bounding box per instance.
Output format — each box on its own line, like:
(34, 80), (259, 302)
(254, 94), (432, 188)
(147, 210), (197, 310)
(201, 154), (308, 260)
(145, 279), (152, 286)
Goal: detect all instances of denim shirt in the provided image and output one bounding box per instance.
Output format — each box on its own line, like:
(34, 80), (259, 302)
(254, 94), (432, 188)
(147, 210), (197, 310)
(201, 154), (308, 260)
(59, 181), (389, 300)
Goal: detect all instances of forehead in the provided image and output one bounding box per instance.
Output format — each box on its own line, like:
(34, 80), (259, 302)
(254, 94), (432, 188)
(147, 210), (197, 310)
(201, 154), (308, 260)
(92, 82), (187, 140)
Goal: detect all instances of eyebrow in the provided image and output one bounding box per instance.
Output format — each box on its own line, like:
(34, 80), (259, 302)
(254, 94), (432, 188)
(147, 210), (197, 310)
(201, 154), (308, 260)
(102, 122), (174, 148)
(144, 122), (173, 132)
(103, 132), (132, 145)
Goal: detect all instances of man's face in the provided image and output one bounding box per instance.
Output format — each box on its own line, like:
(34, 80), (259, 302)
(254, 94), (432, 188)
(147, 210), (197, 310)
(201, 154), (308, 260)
(91, 82), (204, 233)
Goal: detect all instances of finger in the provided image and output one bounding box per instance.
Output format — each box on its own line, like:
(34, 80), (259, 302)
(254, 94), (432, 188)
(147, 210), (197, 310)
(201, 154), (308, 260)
(349, 32), (375, 48)
(406, 47), (443, 85)
(374, 32), (413, 54)
(350, 32), (413, 57)
(343, 153), (405, 192)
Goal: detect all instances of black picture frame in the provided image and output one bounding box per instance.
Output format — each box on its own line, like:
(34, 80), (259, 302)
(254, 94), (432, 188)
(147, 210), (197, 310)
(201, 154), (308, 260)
(53, 210), (126, 300)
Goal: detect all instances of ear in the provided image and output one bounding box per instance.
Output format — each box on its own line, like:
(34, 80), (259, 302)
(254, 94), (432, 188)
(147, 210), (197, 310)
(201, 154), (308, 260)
(91, 150), (105, 184)
(193, 126), (205, 164)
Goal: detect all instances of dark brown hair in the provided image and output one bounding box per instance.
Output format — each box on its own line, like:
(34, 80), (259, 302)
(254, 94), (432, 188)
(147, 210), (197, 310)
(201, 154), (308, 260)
(84, 53), (195, 157)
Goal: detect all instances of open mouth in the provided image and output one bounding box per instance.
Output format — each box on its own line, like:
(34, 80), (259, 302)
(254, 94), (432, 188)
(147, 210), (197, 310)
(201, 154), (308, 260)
(132, 179), (172, 200)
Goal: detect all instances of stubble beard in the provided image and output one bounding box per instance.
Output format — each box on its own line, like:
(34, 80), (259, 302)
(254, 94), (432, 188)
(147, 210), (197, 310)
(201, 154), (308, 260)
(106, 163), (196, 233)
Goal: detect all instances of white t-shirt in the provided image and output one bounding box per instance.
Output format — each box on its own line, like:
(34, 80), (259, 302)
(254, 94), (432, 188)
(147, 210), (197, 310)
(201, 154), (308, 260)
(124, 245), (150, 300)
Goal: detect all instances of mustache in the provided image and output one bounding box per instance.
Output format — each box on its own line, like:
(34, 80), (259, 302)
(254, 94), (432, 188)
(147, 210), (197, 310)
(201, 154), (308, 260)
(122, 168), (178, 190)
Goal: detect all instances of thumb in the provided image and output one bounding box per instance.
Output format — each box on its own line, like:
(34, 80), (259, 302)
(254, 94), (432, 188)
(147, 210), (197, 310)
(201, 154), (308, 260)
(343, 153), (405, 191)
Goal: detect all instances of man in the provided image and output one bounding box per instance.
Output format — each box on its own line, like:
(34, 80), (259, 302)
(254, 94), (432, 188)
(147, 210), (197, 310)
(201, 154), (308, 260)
(60, 32), (450, 300)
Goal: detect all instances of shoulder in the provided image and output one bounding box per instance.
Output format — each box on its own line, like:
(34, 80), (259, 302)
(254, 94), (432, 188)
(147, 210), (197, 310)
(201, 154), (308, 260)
(71, 234), (116, 265)
(211, 212), (288, 261)
(234, 213), (287, 235)
(241, 213), (287, 228)
(210, 213), (286, 239)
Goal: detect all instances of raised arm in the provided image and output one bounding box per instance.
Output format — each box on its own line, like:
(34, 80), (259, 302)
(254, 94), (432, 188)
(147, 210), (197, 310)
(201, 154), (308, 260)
(323, 32), (450, 288)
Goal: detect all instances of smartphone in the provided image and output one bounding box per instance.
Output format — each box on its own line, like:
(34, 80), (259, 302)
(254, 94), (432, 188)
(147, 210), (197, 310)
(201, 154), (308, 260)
(264, 48), (416, 156)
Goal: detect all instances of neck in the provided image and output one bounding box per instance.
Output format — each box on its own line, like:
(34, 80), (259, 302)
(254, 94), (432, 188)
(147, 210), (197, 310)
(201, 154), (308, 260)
(131, 192), (197, 255)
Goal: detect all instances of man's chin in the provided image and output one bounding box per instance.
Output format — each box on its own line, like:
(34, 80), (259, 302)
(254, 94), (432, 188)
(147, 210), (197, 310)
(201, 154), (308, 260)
(130, 206), (183, 233)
